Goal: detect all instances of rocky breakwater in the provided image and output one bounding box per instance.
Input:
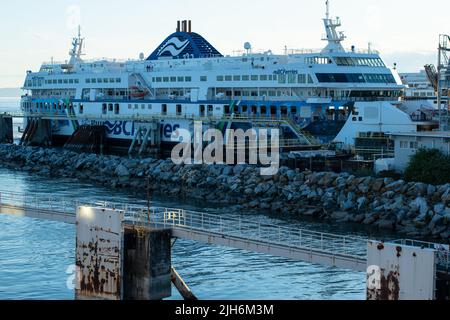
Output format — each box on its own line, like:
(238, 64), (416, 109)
(1, 144), (449, 242)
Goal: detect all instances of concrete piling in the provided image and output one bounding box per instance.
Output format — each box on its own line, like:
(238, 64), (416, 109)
(0, 115), (13, 144)
(123, 227), (172, 300)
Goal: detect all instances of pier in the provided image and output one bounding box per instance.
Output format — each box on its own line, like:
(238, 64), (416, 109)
(0, 190), (448, 300)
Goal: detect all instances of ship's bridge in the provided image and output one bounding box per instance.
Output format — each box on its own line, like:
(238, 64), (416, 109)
(147, 20), (223, 61)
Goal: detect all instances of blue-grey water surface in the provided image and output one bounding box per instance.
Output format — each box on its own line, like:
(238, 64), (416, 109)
(0, 97), (368, 300)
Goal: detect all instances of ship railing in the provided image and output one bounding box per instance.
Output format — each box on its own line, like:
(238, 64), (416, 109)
(10, 111), (303, 124)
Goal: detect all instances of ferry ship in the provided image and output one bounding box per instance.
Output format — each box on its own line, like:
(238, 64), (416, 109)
(20, 2), (438, 153)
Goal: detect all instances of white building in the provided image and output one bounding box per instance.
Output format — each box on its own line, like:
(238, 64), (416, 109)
(390, 131), (450, 172)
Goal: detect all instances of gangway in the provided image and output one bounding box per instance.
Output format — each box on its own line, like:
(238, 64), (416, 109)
(0, 190), (367, 271)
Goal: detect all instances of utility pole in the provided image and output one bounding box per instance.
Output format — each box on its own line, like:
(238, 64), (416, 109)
(147, 175), (151, 224)
(437, 36), (442, 130)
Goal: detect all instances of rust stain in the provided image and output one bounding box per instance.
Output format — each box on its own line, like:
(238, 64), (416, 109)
(367, 267), (400, 300)
(396, 246), (402, 258)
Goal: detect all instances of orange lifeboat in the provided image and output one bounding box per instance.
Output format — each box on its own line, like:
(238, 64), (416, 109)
(129, 86), (149, 99)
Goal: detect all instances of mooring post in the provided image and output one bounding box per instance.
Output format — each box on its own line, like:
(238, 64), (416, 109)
(366, 241), (448, 300)
(75, 206), (173, 300)
(123, 226), (172, 300)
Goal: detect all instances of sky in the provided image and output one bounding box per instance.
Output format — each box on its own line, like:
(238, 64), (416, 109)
(0, 0), (448, 87)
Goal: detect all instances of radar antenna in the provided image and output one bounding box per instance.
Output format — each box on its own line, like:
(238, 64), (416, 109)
(321, 1), (346, 53)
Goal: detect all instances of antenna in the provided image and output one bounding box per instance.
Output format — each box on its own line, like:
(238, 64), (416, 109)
(326, 0), (330, 20)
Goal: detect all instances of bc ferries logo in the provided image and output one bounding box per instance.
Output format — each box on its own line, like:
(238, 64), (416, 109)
(157, 37), (190, 57)
(104, 121), (134, 136)
(273, 69), (299, 75)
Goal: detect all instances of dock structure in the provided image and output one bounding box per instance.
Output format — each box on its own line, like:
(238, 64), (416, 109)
(0, 190), (448, 300)
(0, 114), (13, 144)
(3, 111), (323, 152)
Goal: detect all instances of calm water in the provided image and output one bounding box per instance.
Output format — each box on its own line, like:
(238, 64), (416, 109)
(0, 97), (368, 300)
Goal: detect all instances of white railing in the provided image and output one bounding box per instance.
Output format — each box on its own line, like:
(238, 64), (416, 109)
(127, 207), (368, 260)
(0, 190), (367, 261)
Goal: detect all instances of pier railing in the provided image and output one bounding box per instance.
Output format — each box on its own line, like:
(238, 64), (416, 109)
(0, 190), (367, 262)
(1, 190), (448, 271)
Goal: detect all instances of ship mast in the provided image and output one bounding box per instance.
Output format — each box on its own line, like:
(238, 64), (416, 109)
(69, 26), (84, 65)
(321, 1), (346, 53)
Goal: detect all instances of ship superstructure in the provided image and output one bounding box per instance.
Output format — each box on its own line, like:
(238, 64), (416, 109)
(20, 2), (433, 152)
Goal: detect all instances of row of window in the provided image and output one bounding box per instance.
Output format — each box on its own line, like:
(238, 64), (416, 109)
(27, 78), (80, 87)
(152, 76), (193, 83)
(400, 141), (419, 149)
(304, 57), (333, 65)
(316, 73), (396, 84)
(86, 78), (122, 84)
(335, 57), (385, 67)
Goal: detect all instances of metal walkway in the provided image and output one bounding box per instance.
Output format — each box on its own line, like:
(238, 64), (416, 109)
(0, 190), (368, 271)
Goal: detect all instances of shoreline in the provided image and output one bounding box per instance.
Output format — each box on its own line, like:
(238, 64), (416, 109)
(0, 143), (449, 243)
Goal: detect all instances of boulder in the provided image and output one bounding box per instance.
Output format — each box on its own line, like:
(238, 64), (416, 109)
(115, 164), (130, 177)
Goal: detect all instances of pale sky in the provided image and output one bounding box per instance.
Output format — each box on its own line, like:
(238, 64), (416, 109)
(0, 0), (448, 87)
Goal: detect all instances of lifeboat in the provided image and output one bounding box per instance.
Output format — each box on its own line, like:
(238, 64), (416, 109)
(129, 86), (149, 99)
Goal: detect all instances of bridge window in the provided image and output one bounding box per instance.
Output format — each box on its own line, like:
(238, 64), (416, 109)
(270, 106), (277, 117)
(116, 78), (121, 83)
(242, 75), (250, 81)
(200, 105), (205, 117)
(102, 104), (107, 114)
(114, 104), (120, 115)
(170, 77), (176, 82)
(176, 104), (182, 116)
(260, 106), (267, 116)
(251, 75), (258, 81)
(288, 74), (297, 84)
(225, 75), (232, 81)
(233, 75), (241, 81)
(207, 105), (214, 116)
(177, 77), (184, 82)
(278, 75), (286, 84)
(185, 76), (192, 82)
(162, 104), (167, 115)
(217, 76), (224, 81)
(291, 106), (297, 114)
(163, 77), (169, 82)
(200, 76), (207, 82)
(108, 104), (113, 112)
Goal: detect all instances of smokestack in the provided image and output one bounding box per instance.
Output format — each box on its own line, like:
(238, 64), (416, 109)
(188, 20), (192, 33)
(176, 21), (181, 32)
(182, 20), (187, 32)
